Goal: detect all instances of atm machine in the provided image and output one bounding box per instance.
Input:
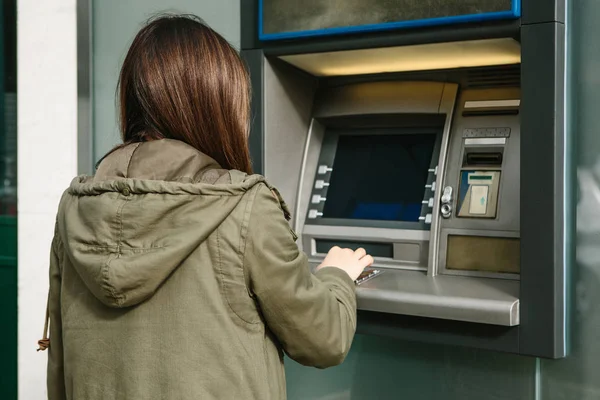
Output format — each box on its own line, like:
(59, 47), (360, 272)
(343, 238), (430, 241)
(242, 0), (571, 359)
(297, 79), (521, 327)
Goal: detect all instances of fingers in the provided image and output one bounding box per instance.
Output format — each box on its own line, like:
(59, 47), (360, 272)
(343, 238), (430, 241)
(354, 247), (367, 259)
(343, 248), (355, 257)
(359, 255), (375, 268)
(355, 248), (373, 267)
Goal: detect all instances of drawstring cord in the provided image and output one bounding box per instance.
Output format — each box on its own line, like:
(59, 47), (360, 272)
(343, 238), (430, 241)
(37, 293), (50, 351)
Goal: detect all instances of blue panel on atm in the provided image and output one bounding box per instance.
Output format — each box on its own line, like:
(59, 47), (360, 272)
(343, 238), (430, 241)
(351, 203), (423, 222)
(260, 0), (521, 41)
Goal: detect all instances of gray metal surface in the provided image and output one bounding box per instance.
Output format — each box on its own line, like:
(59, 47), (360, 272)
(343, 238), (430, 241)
(441, 88), (521, 231)
(438, 228), (520, 280)
(355, 269), (520, 326)
(263, 58), (317, 214)
(241, 50), (265, 174)
(313, 81), (445, 118)
(77, 0), (92, 175)
(427, 83), (459, 276)
(520, 21), (569, 359)
(304, 224), (429, 270)
(294, 119), (325, 237)
(522, 0), (565, 25)
(436, 87), (522, 279)
(240, 0), (260, 50)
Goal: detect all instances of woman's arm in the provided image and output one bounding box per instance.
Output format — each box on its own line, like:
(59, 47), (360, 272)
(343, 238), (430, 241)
(244, 184), (357, 368)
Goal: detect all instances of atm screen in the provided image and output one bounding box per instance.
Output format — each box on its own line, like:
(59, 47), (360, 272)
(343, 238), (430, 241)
(322, 133), (437, 222)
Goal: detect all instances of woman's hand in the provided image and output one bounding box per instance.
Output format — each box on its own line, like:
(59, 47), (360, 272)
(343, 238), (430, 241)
(316, 247), (374, 281)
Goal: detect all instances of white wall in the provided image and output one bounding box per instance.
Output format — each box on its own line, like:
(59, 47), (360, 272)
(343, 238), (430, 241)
(17, 1), (78, 399)
(92, 0), (240, 162)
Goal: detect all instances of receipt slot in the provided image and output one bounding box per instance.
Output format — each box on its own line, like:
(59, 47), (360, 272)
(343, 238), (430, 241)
(242, 0), (570, 359)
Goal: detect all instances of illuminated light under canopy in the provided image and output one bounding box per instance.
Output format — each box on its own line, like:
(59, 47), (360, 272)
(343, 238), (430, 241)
(278, 38), (521, 77)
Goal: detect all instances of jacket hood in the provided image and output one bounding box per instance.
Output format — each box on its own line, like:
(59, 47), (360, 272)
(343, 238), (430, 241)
(57, 139), (271, 308)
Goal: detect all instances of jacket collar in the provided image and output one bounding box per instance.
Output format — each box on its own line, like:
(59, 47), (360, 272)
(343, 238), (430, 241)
(95, 139), (227, 184)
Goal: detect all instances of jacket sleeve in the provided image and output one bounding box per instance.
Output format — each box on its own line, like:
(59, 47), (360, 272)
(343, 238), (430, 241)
(47, 233), (66, 400)
(244, 184), (357, 368)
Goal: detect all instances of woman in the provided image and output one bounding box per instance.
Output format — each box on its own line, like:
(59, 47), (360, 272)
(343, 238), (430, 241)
(40, 14), (373, 400)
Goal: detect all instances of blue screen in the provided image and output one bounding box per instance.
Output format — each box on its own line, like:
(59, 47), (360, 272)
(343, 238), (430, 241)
(351, 202), (423, 222)
(322, 133), (436, 222)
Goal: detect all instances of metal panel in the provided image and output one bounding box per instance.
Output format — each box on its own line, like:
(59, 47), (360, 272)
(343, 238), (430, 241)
(427, 83), (460, 276)
(303, 224), (429, 244)
(522, 0), (565, 25)
(241, 50), (265, 174)
(439, 87), (521, 232)
(313, 81), (445, 118)
(303, 224), (430, 271)
(438, 228), (520, 280)
(294, 119), (324, 237)
(77, 0), (92, 175)
(520, 21), (568, 358)
(241, 0), (260, 50)
(263, 58), (317, 214)
(435, 87), (522, 281)
(354, 269), (520, 326)
(356, 310), (520, 353)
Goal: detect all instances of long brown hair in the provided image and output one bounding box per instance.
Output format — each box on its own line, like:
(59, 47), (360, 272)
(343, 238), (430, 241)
(104, 14), (252, 174)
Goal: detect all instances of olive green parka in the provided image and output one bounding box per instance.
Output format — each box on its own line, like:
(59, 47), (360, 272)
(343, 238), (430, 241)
(45, 139), (357, 400)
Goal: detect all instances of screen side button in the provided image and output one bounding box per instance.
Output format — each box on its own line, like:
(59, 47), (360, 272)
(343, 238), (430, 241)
(318, 165), (333, 175)
(419, 214), (433, 224)
(311, 195), (327, 204)
(315, 180), (330, 189)
(308, 209), (323, 219)
(422, 198), (434, 208)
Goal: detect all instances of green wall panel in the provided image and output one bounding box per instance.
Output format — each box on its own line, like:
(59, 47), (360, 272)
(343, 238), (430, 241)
(286, 335), (536, 399)
(0, 220), (17, 397)
(0, 0), (17, 398)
